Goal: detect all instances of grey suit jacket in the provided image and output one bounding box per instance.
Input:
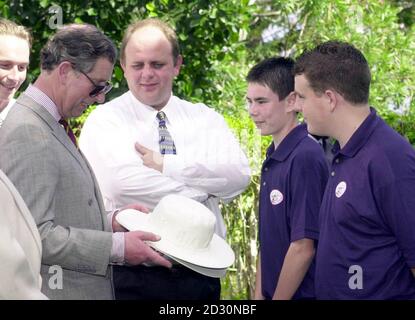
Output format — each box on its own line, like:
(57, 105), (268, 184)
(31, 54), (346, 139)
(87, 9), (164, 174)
(0, 94), (114, 300)
(0, 170), (47, 299)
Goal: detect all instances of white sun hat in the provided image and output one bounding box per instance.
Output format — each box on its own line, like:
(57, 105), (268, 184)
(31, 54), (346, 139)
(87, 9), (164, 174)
(116, 194), (235, 269)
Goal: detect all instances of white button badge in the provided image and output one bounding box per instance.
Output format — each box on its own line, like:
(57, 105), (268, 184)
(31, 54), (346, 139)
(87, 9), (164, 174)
(270, 189), (284, 205)
(335, 181), (347, 198)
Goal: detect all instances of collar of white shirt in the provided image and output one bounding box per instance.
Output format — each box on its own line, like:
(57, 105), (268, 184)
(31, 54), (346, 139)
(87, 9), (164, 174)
(128, 91), (178, 126)
(0, 98), (17, 124)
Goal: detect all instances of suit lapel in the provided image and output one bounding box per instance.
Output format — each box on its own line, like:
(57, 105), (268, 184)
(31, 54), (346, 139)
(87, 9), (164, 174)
(79, 149), (110, 230)
(17, 94), (110, 231)
(17, 94), (92, 177)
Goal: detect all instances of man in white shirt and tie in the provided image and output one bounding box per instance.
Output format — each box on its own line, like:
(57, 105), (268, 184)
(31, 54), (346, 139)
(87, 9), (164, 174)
(79, 18), (251, 299)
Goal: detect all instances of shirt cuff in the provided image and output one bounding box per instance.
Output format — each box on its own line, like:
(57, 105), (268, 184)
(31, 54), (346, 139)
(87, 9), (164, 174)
(110, 232), (125, 265)
(107, 211), (115, 232)
(107, 209), (122, 232)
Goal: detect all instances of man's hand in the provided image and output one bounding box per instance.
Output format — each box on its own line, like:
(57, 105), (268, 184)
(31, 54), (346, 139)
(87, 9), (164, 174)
(124, 230), (172, 268)
(112, 203), (150, 232)
(135, 143), (164, 172)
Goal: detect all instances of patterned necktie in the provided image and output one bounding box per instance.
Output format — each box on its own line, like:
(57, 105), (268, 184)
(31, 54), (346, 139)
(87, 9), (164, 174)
(59, 119), (78, 148)
(156, 111), (176, 155)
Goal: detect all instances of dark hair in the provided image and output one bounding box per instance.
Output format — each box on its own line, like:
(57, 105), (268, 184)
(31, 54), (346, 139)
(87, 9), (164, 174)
(120, 18), (180, 66)
(40, 24), (117, 73)
(294, 41), (371, 104)
(246, 57), (294, 101)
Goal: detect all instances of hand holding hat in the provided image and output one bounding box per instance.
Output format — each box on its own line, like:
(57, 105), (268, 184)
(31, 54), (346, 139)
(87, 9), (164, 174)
(124, 230), (172, 268)
(116, 194), (235, 277)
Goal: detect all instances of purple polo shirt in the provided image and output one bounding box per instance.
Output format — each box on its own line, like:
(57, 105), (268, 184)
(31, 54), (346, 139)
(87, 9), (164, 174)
(259, 123), (329, 299)
(316, 108), (415, 299)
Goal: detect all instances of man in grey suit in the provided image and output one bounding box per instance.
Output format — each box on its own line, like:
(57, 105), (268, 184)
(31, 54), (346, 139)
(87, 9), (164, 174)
(0, 24), (171, 300)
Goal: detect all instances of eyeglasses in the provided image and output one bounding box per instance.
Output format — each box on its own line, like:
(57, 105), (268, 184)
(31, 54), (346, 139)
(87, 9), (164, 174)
(78, 69), (113, 98)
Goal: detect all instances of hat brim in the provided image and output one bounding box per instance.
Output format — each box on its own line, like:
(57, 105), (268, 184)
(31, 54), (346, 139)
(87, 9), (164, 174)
(162, 252), (228, 278)
(116, 209), (235, 269)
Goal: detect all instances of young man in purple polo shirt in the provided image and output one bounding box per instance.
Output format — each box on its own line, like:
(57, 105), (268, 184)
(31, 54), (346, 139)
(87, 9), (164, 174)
(247, 57), (329, 300)
(294, 41), (415, 299)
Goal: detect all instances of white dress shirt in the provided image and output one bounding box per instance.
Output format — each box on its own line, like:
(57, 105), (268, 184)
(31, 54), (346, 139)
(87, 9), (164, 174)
(0, 98), (16, 128)
(80, 91), (251, 238)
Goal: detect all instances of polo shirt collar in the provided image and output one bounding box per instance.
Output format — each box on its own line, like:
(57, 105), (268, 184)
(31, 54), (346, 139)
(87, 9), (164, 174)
(268, 123), (308, 162)
(335, 107), (379, 158)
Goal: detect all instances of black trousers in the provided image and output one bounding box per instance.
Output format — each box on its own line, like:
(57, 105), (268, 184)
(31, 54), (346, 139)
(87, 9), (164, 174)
(113, 265), (221, 300)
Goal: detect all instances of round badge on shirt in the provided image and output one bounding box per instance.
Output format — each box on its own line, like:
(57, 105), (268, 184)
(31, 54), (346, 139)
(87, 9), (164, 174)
(335, 181), (347, 198)
(270, 189), (284, 205)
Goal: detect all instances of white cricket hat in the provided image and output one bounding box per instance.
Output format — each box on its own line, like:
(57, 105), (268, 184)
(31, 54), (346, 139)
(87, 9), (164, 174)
(116, 194), (235, 270)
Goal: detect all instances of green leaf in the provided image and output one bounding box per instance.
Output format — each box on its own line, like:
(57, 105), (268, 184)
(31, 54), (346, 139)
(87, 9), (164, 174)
(146, 2), (156, 12)
(178, 33), (188, 41)
(86, 8), (97, 16)
(39, 0), (50, 8)
(114, 66), (124, 82)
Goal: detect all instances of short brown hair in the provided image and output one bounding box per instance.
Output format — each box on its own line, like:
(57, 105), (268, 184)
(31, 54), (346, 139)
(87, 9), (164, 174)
(294, 41), (371, 105)
(0, 18), (32, 48)
(120, 18), (180, 66)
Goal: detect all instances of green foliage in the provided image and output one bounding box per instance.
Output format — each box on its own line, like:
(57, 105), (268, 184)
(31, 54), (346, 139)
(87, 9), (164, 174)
(248, 0), (415, 118)
(221, 113), (271, 299)
(294, 0), (415, 117)
(379, 108), (415, 145)
(392, 0), (415, 28)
